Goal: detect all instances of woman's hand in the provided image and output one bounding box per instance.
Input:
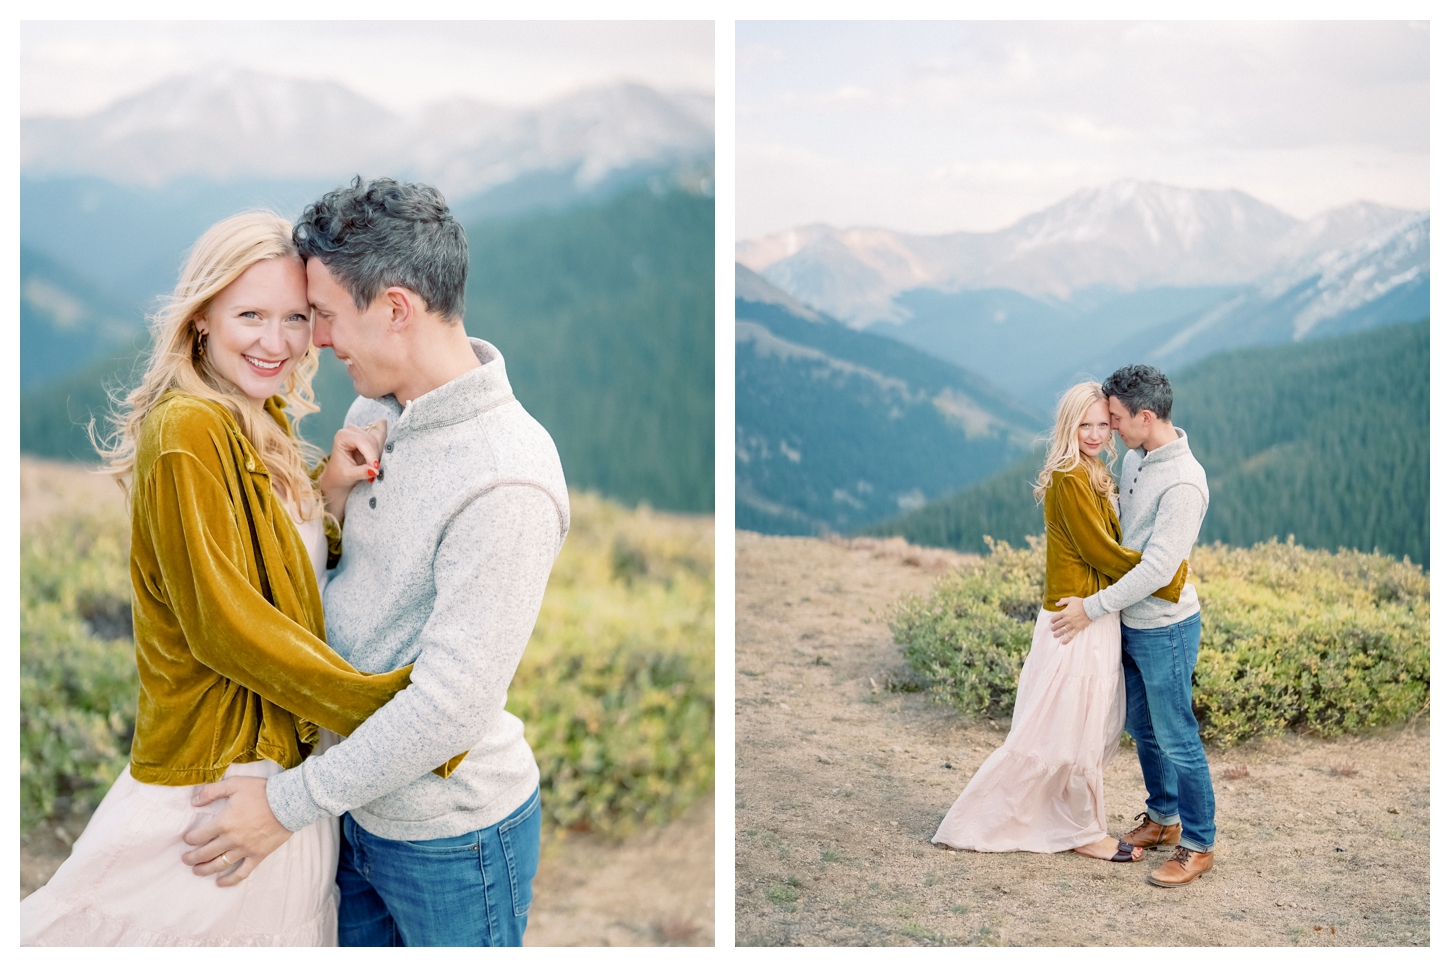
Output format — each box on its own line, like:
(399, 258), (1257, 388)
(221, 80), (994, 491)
(318, 419), (387, 522)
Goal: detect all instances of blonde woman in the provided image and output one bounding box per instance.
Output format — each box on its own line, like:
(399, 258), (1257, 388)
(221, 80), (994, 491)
(931, 382), (1188, 862)
(20, 212), (446, 945)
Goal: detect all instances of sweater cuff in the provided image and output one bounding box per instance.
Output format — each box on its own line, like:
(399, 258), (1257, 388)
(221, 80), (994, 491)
(266, 764), (330, 832)
(1083, 593), (1110, 623)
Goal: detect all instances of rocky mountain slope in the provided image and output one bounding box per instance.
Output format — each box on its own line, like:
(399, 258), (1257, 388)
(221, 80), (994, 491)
(736, 265), (1041, 535)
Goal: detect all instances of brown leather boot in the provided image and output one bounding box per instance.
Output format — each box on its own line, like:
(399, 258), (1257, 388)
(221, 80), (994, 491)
(1121, 811), (1182, 850)
(1148, 846), (1214, 888)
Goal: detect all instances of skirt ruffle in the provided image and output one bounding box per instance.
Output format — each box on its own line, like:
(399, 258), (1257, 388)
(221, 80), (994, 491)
(21, 759), (340, 946)
(932, 608), (1126, 853)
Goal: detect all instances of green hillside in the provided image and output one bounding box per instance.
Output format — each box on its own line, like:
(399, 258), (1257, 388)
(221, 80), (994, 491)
(21, 246), (144, 391)
(736, 266), (1044, 535)
(20, 351), (145, 461)
(866, 320), (1429, 566)
(20, 185), (714, 513)
(460, 186), (714, 513)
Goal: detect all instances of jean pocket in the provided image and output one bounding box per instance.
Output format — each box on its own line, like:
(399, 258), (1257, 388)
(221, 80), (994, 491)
(497, 790), (541, 918)
(399, 829), (481, 855)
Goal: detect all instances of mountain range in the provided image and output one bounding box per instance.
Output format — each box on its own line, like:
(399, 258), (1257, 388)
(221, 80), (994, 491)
(737, 182), (1417, 326)
(737, 179), (1428, 546)
(738, 181), (1429, 409)
(736, 265), (1041, 535)
(1078, 210), (1429, 379)
(23, 69), (714, 205)
(22, 71), (714, 313)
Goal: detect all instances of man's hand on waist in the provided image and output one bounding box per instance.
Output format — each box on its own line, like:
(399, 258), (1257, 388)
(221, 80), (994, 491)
(1051, 597), (1093, 643)
(181, 776), (293, 887)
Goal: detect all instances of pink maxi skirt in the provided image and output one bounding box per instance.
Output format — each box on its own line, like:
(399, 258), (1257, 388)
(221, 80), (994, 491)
(932, 608), (1126, 852)
(20, 758), (340, 946)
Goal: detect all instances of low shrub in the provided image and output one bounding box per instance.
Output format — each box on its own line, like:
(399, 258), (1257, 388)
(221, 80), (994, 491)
(509, 492), (715, 837)
(1188, 539), (1427, 743)
(20, 508), (137, 832)
(888, 537), (1042, 719)
(890, 536), (1428, 745)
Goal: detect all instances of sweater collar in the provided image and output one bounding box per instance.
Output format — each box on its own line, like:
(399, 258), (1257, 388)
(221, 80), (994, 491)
(1138, 426), (1189, 468)
(375, 339), (514, 435)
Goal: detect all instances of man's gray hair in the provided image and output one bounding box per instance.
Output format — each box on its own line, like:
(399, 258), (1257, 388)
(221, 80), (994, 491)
(294, 176), (468, 321)
(1102, 364), (1173, 421)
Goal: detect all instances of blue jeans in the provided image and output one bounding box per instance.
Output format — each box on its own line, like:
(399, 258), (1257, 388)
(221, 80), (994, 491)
(336, 786), (541, 946)
(1121, 613), (1216, 853)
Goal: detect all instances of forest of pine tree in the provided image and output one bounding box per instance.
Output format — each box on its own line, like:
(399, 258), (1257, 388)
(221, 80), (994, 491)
(865, 320), (1429, 566)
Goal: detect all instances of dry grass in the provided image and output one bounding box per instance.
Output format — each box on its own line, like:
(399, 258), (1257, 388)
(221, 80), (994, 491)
(822, 535), (974, 573)
(1223, 765), (1251, 781)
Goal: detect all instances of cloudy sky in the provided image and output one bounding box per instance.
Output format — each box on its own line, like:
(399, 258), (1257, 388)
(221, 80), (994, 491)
(737, 21), (1429, 239)
(21, 20), (714, 118)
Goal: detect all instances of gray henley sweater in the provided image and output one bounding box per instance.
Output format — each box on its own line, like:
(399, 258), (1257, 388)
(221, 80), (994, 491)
(1083, 426), (1209, 629)
(266, 338), (569, 840)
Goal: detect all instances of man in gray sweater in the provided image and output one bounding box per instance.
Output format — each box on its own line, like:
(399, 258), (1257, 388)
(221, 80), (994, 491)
(1050, 364), (1216, 888)
(181, 178), (569, 944)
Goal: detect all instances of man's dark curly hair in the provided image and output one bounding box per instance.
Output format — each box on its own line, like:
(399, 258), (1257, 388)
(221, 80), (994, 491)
(294, 176), (468, 321)
(1102, 364), (1173, 421)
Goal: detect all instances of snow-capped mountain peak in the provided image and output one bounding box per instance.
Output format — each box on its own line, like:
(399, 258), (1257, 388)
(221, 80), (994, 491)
(1277, 211), (1429, 339)
(21, 71), (715, 200)
(737, 182), (1425, 329)
(1009, 180), (1295, 257)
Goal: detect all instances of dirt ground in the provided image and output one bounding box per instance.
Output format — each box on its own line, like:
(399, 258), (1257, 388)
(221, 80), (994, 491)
(734, 531), (1430, 947)
(19, 457), (714, 946)
(527, 798), (715, 946)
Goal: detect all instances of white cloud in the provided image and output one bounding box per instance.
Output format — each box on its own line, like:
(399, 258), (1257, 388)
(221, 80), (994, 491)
(737, 43), (785, 71)
(21, 21), (714, 118)
(738, 141), (1115, 238)
(736, 20), (1429, 238)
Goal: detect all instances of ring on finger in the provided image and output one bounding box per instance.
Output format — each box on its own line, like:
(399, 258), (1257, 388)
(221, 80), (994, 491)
(363, 420), (381, 432)
(221, 851), (233, 866)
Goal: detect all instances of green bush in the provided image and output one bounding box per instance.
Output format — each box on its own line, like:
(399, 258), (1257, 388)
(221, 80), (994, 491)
(509, 492), (714, 837)
(890, 536), (1428, 745)
(20, 489), (714, 840)
(1188, 539), (1428, 743)
(20, 508), (138, 832)
(888, 537), (1043, 719)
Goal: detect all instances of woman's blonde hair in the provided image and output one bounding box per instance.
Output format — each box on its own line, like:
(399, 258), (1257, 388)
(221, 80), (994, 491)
(94, 211), (324, 519)
(1032, 380), (1119, 502)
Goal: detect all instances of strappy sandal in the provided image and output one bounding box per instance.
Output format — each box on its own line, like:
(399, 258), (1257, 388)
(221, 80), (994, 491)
(1108, 839), (1145, 863)
(1073, 839), (1144, 862)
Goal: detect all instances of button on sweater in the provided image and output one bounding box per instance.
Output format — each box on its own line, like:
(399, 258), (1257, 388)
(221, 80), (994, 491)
(1083, 427), (1209, 629)
(266, 339), (569, 840)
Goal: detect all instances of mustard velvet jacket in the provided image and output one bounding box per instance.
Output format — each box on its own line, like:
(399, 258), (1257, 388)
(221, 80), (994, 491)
(1041, 463), (1188, 613)
(127, 392), (419, 785)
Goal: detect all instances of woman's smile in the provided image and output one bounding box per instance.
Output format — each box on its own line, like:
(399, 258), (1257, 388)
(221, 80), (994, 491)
(242, 354), (286, 374)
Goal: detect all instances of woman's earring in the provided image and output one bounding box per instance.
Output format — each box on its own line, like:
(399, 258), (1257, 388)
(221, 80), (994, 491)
(193, 331), (208, 360)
